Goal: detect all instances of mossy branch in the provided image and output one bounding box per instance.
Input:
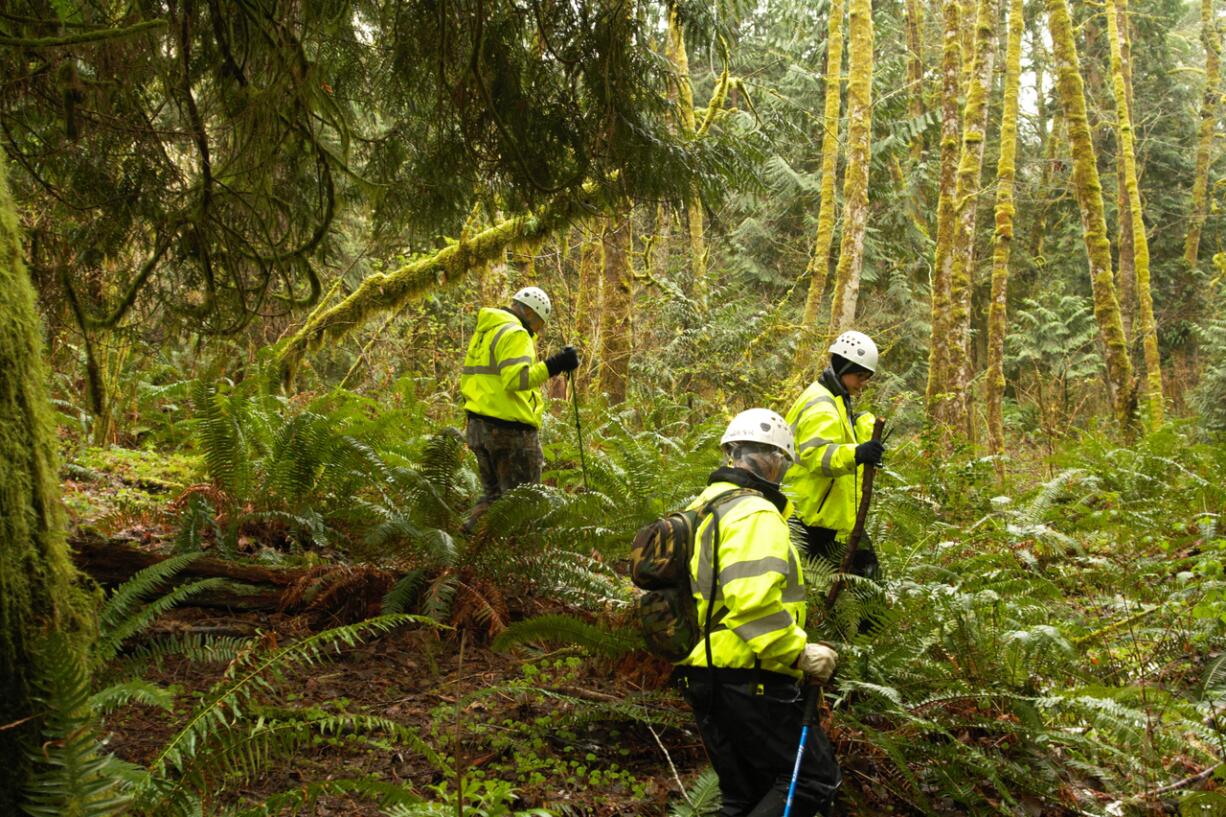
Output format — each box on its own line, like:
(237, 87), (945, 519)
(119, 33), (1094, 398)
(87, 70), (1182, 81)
(0, 20), (166, 47)
(276, 187), (603, 384)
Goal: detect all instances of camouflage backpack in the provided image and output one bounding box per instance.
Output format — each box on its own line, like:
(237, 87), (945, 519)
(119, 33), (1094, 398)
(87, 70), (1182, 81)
(629, 489), (760, 661)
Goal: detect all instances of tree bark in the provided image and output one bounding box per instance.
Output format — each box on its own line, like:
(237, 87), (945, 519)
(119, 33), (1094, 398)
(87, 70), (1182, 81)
(0, 151), (95, 812)
(1106, 0), (1164, 428)
(1185, 0), (1221, 268)
(599, 210), (633, 403)
(945, 0), (1001, 437)
(986, 0), (1024, 478)
(1112, 0), (1138, 342)
(1046, 0), (1138, 433)
(925, 0), (964, 422)
(826, 0), (874, 338)
(667, 7), (709, 312)
(574, 222), (603, 383)
(795, 0), (846, 373)
(906, 0), (925, 166)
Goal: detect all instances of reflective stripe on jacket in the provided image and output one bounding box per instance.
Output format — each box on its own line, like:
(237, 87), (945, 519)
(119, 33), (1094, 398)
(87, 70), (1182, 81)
(677, 482), (807, 679)
(460, 308), (551, 428)
(783, 379), (875, 538)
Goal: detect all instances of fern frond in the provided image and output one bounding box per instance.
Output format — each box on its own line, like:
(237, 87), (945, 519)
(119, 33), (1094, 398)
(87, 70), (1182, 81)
(98, 552), (202, 643)
(221, 778), (420, 817)
(97, 576), (236, 663)
(88, 678), (174, 716)
(22, 635), (130, 817)
(149, 615), (431, 780)
(491, 614), (642, 657)
(669, 767), (721, 816)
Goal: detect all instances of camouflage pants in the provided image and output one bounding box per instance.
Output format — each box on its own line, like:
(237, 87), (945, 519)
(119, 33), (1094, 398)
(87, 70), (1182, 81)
(464, 415), (543, 530)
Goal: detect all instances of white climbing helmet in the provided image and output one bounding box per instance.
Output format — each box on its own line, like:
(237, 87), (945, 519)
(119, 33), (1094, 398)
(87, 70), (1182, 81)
(512, 286), (552, 323)
(828, 330), (878, 373)
(720, 408), (797, 464)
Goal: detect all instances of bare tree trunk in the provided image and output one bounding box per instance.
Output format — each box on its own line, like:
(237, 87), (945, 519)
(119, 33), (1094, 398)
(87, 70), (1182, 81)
(945, 0), (1001, 437)
(0, 151), (95, 813)
(1106, 0), (1164, 427)
(599, 210), (633, 403)
(986, 0), (1024, 478)
(826, 0), (874, 338)
(925, 0), (963, 422)
(795, 0), (845, 373)
(1185, 0), (1221, 268)
(1047, 0), (1138, 433)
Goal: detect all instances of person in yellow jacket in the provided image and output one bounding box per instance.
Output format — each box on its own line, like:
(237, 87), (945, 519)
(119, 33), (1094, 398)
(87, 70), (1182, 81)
(460, 287), (578, 530)
(674, 409), (842, 817)
(784, 331), (884, 578)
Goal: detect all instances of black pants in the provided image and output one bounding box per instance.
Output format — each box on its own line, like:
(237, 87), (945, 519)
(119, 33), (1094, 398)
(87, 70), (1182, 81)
(677, 669), (841, 817)
(789, 518), (879, 581)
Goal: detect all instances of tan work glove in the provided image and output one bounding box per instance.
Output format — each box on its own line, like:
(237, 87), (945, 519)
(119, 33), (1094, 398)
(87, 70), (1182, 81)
(797, 642), (839, 683)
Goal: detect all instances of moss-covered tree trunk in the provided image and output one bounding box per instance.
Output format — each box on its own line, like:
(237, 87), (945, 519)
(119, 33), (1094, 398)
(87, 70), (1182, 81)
(1047, 0), (1138, 432)
(574, 224), (603, 385)
(986, 0), (1023, 477)
(0, 150), (94, 812)
(1185, 0), (1221, 268)
(924, 0), (964, 421)
(666, 7), (709, 311)
(795, 0), (845, 371)
(599, 210), (633, 403)
(906, 0), (925, 166)
(1112, 0), (1138, 342)
(826, 0), (874, 337)
(944, 0), (1000, 436)
(1106, 0), (1164, 428)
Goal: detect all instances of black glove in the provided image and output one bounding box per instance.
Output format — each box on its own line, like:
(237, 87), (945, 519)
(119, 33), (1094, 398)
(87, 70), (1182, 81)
(854, 440), (884, 466)
(544, 346), (579, 377)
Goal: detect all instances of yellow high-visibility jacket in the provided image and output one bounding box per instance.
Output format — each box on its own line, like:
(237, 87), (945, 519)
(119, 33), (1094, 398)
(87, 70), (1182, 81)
(783, 375), (875, 539)
(677, 481), (807, 679)
(460, 308), (551, 428)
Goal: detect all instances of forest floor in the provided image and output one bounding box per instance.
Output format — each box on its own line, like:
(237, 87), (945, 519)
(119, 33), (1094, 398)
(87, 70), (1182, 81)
(79, 449), (910, 817)
(102, 605), (706, 816)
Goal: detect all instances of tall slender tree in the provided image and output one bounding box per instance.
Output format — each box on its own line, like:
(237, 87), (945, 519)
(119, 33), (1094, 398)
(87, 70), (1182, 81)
(574, 224), (603, 382)
(667, 6), (709, 310)
(599, 211), (633, 403)
(0, 152), (95, 813)
(1185, 0), (1221, 268)
(986, 0), (1024, 474)
(796, 0), (846, 371)
(945, 0), (1001, 435)
(1112, 0), (1139, 341)
(827, 0), (875, 336)
(1106, 0), (1165, 427)
(1047, 0), (1138, 431)
(925, 0), (965, 421)
(906, 0), (926, 166)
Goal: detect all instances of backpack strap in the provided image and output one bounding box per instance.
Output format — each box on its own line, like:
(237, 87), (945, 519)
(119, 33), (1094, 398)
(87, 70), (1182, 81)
(699, 488), (763, 706)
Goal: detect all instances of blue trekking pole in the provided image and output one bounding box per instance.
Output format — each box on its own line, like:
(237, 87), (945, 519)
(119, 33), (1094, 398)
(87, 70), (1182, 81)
(782, 684), (822, 817)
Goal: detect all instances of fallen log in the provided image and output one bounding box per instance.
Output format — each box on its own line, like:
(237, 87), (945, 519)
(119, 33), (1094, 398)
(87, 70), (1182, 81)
(71, 531), (305, 611)
(70, 532), (397, 620)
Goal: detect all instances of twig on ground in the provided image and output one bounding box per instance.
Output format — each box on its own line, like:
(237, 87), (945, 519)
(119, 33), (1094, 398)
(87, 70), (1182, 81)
(648, 724), (692, 808)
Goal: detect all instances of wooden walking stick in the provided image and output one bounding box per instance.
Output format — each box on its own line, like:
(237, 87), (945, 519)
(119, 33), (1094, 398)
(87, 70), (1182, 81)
(825, 417), (886, 609)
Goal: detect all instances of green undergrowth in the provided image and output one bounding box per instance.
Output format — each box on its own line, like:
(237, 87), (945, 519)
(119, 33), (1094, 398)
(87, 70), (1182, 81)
(47, 378), (1226, 816)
